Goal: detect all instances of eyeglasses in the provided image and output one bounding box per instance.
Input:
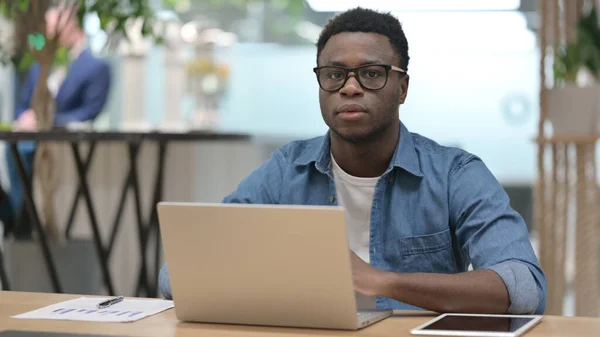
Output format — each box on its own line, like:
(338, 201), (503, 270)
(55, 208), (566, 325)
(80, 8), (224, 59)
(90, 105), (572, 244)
(313, 64), (406, 92)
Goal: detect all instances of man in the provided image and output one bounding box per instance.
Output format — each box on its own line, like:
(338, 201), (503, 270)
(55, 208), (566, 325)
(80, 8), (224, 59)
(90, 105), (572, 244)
(158, 7), (546, 315)
(0, 6), (111, 234)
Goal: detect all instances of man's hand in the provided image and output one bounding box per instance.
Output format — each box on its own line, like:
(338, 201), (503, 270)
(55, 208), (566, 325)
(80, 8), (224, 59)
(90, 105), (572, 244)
(349, 250), (388, 297)
(14, 109), (37, 131)
(349, 250), (511, 313)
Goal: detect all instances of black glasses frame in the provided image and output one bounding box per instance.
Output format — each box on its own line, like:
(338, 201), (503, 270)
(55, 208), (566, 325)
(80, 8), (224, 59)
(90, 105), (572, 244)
(312, 64), (406, 92)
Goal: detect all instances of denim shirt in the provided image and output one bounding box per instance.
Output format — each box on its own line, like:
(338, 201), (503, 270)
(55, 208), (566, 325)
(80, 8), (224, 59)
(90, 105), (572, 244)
(159, 123), (546, 315)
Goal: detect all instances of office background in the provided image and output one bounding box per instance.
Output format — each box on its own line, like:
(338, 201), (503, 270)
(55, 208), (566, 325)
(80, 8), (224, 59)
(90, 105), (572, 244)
(0, 0), (595, 318)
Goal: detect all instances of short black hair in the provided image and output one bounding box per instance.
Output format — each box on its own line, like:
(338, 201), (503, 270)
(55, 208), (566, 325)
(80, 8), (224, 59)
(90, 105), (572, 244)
(316, 7), (410, 71)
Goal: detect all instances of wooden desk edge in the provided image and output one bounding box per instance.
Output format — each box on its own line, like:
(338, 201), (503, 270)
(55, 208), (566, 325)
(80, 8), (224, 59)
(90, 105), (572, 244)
(2, 291), (600, 337)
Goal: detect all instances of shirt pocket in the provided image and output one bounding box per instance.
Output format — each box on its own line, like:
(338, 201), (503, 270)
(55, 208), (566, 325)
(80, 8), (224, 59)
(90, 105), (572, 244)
(399, 229), (456, 273)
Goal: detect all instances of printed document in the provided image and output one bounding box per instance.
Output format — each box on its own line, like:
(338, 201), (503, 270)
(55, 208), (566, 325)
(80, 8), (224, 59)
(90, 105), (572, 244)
(12, 297), (174, 323)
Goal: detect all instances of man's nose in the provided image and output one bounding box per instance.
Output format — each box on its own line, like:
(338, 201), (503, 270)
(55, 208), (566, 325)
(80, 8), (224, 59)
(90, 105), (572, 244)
(339, 75), (364, 97)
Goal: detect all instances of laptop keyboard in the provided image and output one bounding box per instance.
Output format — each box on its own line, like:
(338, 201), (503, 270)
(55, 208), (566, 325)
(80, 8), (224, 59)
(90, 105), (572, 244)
(357, 311), (386, 324)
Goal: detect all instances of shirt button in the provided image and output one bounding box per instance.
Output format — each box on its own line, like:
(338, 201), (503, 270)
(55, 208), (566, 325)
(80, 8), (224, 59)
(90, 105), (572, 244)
(329, 196), (335, 203)
(387, 177), (393, 183)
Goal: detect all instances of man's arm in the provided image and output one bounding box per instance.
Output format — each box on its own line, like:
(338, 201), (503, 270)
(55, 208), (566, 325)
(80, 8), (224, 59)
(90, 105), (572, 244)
(220, 148), (288, 204)
(53, 62), (111, 125)
(352, 252), (509, 313)
(354, 154), (546, 314)
(15, 65), (38, 119)
(158, 148), (289, 299)
(447, 155), (546, 314)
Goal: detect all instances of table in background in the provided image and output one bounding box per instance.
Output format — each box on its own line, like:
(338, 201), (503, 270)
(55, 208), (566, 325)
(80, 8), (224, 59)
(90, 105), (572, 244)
(0, 130), (251, 298)
(1, 291), (599, 337)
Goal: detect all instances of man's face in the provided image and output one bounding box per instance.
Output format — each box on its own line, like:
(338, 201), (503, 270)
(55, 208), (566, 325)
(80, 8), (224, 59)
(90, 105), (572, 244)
(45, 8), (77, 47)
(317, 32), (408, 143)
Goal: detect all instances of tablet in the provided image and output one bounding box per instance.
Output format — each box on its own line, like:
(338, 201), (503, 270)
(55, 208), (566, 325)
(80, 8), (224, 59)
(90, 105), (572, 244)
(410, 313), (543, 337)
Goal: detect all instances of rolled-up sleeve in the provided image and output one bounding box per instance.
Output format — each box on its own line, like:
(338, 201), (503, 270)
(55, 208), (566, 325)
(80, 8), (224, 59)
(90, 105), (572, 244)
(487, 261), (540, 314)
(448, 154), (547, 314)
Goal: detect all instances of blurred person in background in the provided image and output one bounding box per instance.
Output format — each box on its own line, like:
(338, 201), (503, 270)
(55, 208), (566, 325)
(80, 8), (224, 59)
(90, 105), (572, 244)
(0, 6), (111, 237)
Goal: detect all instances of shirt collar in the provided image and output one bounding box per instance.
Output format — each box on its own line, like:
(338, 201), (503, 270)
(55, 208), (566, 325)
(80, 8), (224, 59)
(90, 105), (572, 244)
(294, 122), (424, 177)
(68, 38), (87, 62)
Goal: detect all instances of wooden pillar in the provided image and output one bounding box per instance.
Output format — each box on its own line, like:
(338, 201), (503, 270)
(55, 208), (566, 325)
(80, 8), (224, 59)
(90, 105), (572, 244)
(536, 0), (600, 317)
(575, 143), (599, 316)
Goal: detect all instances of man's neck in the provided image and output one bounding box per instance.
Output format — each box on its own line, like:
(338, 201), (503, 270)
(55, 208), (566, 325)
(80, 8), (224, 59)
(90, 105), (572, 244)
(330, 123), (400, 178)
(68, 33), (87, 60)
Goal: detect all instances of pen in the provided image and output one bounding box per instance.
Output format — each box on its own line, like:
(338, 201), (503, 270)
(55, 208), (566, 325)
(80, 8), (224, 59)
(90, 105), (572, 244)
(97, 296), (124, 309)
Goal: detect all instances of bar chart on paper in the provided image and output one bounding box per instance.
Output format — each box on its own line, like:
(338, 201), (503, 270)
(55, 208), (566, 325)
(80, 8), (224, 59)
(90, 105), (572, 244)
(51, 308), (144, 318)
(12, 297), (174, 322)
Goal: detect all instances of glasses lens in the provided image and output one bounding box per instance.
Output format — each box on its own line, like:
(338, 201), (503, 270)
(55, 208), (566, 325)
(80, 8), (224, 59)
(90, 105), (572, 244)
(316, 65), (388, 91)
(317, 67), (347, 91)
(356, 65), (387, 90)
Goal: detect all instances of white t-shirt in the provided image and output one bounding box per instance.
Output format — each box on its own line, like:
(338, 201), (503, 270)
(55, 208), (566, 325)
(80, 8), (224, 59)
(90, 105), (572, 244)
(331, 154), (379, 263)
(331, 154), (381, 308)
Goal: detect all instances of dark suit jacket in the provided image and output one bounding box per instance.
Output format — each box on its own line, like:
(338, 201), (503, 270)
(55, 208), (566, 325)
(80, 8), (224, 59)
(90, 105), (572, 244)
(15, 47), (111, 126)
(4, 48), (111, 227)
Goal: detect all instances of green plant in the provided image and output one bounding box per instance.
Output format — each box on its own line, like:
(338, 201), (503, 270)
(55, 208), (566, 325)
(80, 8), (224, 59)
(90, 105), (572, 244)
(208, 0), (305, 17)
(576, 4), (600, 77)
(0, 0), (161, 71)
(164, 0), (306, 17)
(163, 0), (306, 42)
(554, 4), (600, 85)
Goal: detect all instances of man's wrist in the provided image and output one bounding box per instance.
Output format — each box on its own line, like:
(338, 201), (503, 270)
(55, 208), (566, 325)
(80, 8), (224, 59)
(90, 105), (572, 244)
(374, 269), (400, 298)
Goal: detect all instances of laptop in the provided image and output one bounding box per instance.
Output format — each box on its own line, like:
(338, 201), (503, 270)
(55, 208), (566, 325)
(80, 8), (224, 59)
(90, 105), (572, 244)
(157, 202), (393, 330)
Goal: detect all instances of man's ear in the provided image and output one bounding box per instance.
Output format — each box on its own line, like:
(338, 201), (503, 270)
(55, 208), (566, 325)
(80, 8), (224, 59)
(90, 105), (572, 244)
(399, 74), (409, 104)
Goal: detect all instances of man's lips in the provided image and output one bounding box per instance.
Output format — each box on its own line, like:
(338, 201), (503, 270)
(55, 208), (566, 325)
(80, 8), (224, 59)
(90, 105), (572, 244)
(336, 104), (367, 114)
(336, 104), (367, 121)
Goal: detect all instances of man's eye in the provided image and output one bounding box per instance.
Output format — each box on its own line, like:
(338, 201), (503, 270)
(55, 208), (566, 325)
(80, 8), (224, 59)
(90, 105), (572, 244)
(328, 72), (344, 80)
(361, 70), (380, 78)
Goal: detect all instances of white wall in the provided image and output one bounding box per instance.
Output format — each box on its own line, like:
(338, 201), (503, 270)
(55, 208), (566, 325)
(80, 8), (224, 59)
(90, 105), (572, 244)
(215, 11), (539, 185)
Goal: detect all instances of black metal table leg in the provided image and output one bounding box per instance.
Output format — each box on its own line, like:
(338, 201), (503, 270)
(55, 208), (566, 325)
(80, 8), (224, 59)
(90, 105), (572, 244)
(9, 143), (62, 293)
(0, 245), (11, 290)
(64, 142), (97, 239)
(0, 180), (9, 290)
(135, 140), (167, 298)
(151, 141), (168, 297)
(70, 142), (115, 296)
(127, 141), (150, 297)
(106, 165), (134, 257)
